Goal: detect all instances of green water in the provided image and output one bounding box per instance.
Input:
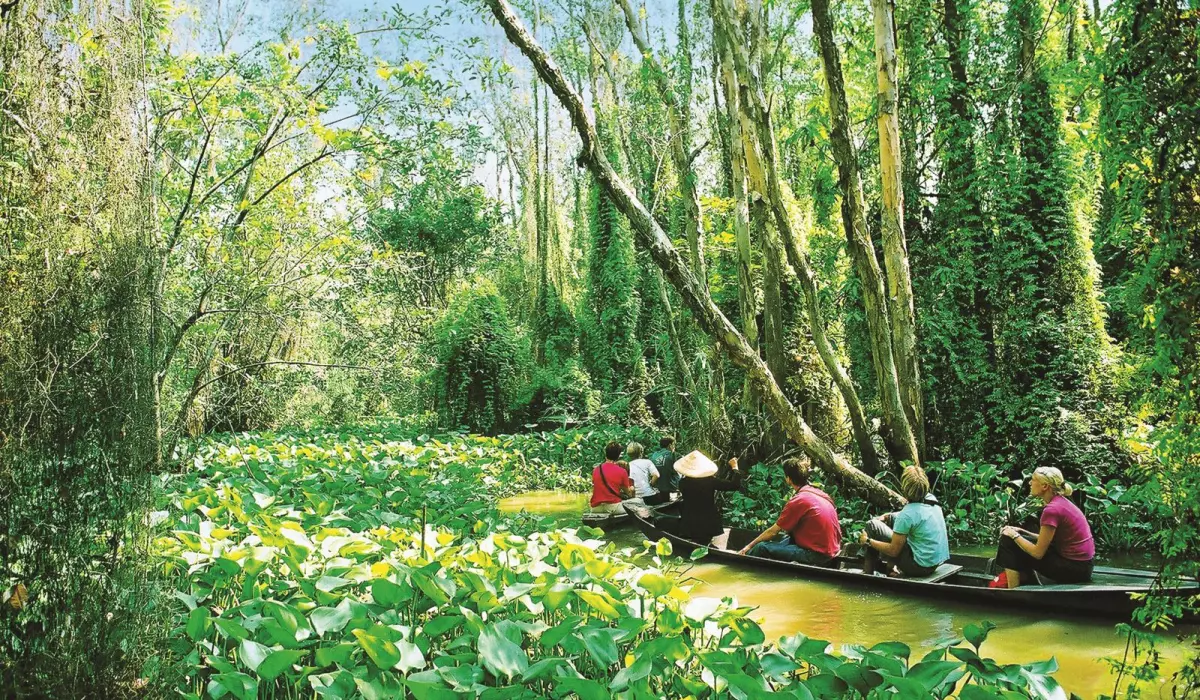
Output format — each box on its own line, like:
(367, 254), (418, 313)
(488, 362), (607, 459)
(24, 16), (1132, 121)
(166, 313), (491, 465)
(497, 490), (1196, 698)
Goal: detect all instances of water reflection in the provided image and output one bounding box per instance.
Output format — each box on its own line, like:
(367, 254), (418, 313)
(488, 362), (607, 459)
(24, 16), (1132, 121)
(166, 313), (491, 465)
(498, 490), (1193, 697)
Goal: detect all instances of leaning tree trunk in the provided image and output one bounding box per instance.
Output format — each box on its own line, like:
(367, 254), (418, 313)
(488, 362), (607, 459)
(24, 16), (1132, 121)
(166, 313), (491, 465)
(872, 0), (924, 453)
(713, 0), (882, 474)
(811, 0), (920, 467)
(485, 0), (904, 507)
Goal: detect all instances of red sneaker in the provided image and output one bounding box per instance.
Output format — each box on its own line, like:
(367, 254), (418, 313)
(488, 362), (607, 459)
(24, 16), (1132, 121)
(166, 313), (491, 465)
(987, 572), (1009, 589)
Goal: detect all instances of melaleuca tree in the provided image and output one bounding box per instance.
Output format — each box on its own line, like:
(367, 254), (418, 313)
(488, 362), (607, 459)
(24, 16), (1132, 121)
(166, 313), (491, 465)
(1098, 3), (1199, 686)
(427, 282), (528, 433)
(987, 0), (1119, 478)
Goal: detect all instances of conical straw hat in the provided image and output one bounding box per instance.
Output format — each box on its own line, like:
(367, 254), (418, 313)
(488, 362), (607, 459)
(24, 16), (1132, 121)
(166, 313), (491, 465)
(674, 450), (718, 478)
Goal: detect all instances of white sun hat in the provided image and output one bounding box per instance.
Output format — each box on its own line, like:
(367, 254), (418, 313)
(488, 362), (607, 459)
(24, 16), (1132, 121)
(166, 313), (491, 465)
(674, 450), (718, 479)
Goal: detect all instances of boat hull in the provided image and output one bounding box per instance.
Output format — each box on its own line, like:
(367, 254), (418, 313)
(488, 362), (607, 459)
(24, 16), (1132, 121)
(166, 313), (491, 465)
(628, 507), (1198, 621)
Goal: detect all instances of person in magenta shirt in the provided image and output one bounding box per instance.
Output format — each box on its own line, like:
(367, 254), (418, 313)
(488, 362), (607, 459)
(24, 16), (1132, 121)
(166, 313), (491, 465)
(737, 458), (842, 565)
(993, 466), (1094, 587)
(590, 441), (634, 514)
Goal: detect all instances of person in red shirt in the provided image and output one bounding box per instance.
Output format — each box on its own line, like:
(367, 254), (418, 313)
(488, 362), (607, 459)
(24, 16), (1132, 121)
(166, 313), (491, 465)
(590, 441), (634, 513)
(736, 457), (842, 565)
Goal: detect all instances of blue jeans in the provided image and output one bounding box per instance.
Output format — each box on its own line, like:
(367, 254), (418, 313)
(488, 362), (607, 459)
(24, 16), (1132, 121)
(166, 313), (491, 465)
(749, 536), (834, 565)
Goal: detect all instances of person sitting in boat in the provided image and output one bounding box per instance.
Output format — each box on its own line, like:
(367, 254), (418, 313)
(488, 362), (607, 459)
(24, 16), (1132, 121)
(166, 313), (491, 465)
(991, 466), (1094, 588)
(736, 457), (842, 565)
(666, 451), (743, 546)
(858, 465), (949, 577)
(627, 441), (671, 505)
(589, 441), (635, 514)
(649, 436), (681, 494)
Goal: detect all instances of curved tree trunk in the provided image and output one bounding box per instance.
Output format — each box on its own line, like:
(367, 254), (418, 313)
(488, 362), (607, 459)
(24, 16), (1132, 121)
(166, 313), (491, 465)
(485, 0), (904, 507)
(811, 0), (920, 467)
(713, 0), (882, 475)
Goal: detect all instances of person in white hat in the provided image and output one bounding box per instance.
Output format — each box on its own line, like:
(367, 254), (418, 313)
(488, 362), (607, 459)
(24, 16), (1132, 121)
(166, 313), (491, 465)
(665, 451), (743, 546)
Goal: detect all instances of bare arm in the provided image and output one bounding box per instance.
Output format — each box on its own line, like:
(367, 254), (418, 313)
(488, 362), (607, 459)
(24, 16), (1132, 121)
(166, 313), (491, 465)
(861, 528), (908, 559)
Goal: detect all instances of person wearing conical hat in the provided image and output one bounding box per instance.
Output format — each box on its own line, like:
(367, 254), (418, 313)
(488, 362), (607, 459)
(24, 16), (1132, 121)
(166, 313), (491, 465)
(667, 450), (743, 546)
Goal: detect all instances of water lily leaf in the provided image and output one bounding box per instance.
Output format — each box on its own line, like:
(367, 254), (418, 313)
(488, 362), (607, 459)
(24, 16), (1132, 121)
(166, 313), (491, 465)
(803, 673), (849, 698)
(541, 615), (582, 650)
(728, 616), (765, 645)
(542, 582), (575, 611)
(636, 572), (672, 597)
(314, 643), (356, 667)
(422, 614), (464, 638)
(835, 662), (885, 696)
(610, 653), (653, 691)
(353, 627), (401, 670)
(263, 600), (311, 642)
(578, 627), (620, 667)
(760, 651), (801, 679)
(372, 577), (412, 607)
(520, 656), (569, 682)
(959, 686), (1005, 700)
(310, 601), (353, 637)
(395, 639), (427, 673)
(186, 607), (212, 642)
(907, 660), (964, 692)
(310, 670), (356, 699)
(213, 617), (249, 641)
(355, 674), (406, 700)
(256, 649), (307, 681)
(869, 641), (911, 661)
(574, 589), (621, 619)
(316, 575), (353, 592)
(239, 639), (272, 672)
(478, 622), (529, 680)
(207, 672), (258, 700)
(964, 621), (997, 650)
(555, 677), (610, 700)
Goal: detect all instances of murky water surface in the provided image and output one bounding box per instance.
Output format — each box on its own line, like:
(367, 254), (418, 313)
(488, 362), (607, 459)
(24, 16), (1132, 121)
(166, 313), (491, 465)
(498, 490), (1196, 698)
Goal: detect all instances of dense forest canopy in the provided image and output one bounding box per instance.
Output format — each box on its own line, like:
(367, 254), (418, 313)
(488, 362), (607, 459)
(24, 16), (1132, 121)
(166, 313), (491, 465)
(0, 0), (1197, 695)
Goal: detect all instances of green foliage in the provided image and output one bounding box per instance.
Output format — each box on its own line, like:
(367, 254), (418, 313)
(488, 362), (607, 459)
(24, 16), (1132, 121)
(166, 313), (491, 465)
(426, 283), (528, 434)
(0, 1), (163, 694)
(155, 427), (1063, 699)
(372, 181), (506, 307)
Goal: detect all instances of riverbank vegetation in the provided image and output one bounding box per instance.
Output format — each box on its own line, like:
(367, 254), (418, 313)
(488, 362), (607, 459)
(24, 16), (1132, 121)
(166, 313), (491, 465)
(1, 0), (1197, 696)
(152, 428), (1075, 699)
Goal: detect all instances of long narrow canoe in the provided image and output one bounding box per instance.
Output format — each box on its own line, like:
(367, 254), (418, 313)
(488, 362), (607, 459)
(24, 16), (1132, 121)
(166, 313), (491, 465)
(582, 496), (680, 528)
(626, 504), (1199, 620)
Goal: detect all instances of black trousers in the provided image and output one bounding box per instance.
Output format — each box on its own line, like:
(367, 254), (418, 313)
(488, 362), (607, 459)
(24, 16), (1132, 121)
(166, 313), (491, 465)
(642, 490), (672, 506)
(995, 535), (1093, 583)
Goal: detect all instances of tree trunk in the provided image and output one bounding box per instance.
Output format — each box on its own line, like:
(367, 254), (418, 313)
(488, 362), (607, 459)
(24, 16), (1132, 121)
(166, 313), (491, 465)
(617, 0), (706, 287)
(811, 0), (920, 467)
(714, 0), (882, 474)
(872, 0), (924, 454)
(716, 21), (759, 360)
(485, 0), (904, 507)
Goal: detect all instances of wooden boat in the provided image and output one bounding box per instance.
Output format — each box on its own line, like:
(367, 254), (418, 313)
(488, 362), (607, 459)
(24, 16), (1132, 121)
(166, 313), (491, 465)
(626, 504), (1199, 620)
(582, 496), (680, 528)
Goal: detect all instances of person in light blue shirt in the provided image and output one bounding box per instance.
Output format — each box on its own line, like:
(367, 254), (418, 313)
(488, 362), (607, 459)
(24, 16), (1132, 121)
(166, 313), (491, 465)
(858, 466), (950, 577)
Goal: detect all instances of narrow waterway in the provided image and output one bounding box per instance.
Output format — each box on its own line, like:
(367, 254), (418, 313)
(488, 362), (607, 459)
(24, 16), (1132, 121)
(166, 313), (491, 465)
(498, 490), (1196, 698)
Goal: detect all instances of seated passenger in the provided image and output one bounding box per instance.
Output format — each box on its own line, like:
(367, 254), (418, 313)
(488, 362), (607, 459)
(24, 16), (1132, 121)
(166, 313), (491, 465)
(668, 451), (743, 545)
(589, 441), (634, 514)
(992, 466), (1094, 588)
(628, 441), (671, 505)
(649, 436), (681, 494)
(858, 465), (949, 577)
(736, 457), (841, 565)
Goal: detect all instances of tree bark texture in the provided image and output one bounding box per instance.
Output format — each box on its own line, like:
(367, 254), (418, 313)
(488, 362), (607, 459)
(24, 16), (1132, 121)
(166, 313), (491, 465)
(872, 0), (924, 453)
(713, 0), (882, 475)
(484, 0), (904, 508)
(811, 0), (920, 467)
